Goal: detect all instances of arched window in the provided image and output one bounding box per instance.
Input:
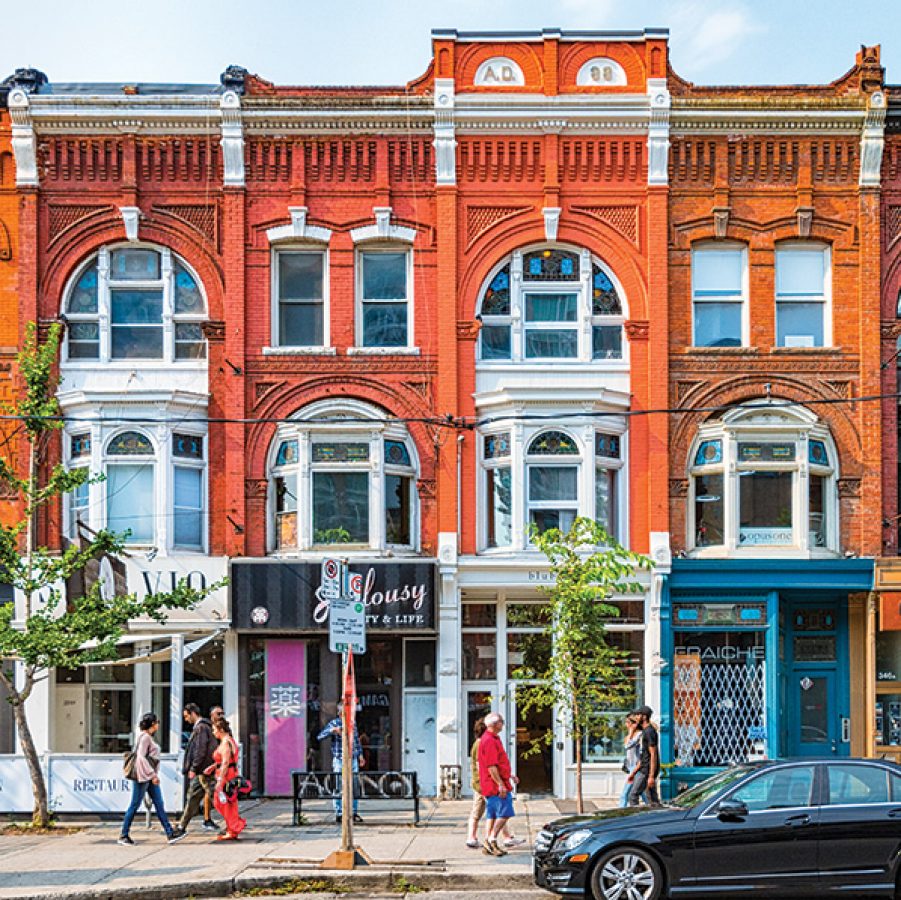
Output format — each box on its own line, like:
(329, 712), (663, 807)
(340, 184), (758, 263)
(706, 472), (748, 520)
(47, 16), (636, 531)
(63, 245), (207, 363)
(477, 246), (624, 363)
(480, 422), (625, 550)
(689, 406), (838, 554)
(269, 401), (418, 552)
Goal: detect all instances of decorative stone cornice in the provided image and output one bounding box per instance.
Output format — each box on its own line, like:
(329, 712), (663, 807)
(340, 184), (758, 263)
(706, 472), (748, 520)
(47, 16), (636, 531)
(266, 207), (331, 244)
(647, 78), (670, 186)
(350, 207), (416, 244)
(457, 319), (482, 341)
(119, 206), (141, 242)
(542, 206), (561, 241)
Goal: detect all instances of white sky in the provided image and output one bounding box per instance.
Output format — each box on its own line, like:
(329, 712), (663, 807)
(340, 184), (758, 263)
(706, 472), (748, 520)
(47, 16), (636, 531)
(2, 0), (899, 88)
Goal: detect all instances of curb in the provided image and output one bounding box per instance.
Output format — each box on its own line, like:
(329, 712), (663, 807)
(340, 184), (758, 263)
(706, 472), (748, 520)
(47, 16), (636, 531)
(2, 868), (538, 900)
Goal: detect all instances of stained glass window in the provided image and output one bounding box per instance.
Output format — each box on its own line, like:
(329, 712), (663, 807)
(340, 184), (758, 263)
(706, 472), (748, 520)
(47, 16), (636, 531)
(528, 431), (579, 456)
(71, 434), (92, 459)
(481, 265), (511, 316)
(809, 440), (830, 467)
(384, 440), (412, 467)
(738, 442), (795, 462)
(172, 433), (204, 459)
(67, 268), (99, 314)
(595, 433), (621, 459)
(110, 248), (161, 281)
(522, 249), (580, 282)
(484, 432), (512, 459)
(107, 431), (153, 456)
(312, 442), (370, 463)
(694, 440), (723, 467)
(276, 439), (298, 466)
(592, 264), (622, 315)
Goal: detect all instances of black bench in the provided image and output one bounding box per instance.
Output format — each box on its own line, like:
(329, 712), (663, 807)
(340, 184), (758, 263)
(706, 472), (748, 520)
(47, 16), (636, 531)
(291, 769), (420, 825)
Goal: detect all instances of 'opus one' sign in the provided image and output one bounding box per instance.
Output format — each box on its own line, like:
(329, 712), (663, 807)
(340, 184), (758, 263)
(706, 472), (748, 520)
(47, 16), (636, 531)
(231, 561), (436, 632)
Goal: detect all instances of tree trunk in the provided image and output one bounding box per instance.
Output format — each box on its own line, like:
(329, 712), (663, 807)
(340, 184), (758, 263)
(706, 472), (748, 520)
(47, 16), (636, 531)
(572, 688), (584, 815)
(11, 692), (49, 827)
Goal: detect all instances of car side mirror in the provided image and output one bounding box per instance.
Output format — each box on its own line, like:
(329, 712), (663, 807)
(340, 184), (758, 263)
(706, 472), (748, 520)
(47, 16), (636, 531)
(716, 799), (749, 820)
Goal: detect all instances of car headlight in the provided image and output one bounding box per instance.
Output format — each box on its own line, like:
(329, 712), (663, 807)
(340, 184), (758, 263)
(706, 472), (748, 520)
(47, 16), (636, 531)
(558, 829), (592, 852)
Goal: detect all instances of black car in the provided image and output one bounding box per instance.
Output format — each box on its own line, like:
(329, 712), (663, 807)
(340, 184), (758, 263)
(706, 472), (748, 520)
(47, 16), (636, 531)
(534, 758), (901, 899)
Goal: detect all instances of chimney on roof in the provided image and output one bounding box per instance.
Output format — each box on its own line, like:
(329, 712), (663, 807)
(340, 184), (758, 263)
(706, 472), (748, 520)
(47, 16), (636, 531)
(220, 65), (248, 95)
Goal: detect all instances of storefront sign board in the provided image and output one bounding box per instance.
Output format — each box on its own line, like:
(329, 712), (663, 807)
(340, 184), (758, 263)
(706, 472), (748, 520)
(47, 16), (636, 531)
(881, 592), (901, 631)
(232, 561), (436, 632)
(126, 556), (229, 623)
(48, 755), (181, 813)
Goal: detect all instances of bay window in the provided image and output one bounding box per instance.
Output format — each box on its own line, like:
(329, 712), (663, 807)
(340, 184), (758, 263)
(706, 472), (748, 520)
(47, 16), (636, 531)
(479, 424), (626, 551)
(688, 408), (837, 554)
(106, 431), (155, 544)
(477, 246), (624, 364)
(63, 245), (207, 363)
(270, 404), (418, 553)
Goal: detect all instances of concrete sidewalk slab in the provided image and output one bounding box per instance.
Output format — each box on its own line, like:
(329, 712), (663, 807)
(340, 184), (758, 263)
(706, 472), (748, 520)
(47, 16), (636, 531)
(0, 797), (578, 900)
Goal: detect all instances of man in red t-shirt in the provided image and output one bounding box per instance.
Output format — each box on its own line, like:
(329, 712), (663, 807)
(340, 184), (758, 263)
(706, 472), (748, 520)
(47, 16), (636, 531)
(477, 712), (518, 856)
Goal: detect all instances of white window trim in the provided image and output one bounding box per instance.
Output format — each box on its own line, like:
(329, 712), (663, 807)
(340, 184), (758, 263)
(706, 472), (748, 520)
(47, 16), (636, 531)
(64, 422), (208, 555)
(477, 421), (627, 553)
(61, 243), (208, 367)
(691, 242), (749, 348)
(267, 401), (420, 556)
(355, 245), (415, 351)
(775, 242), (832, 349)
(687, 410), (839, 558)
(268, 245), (331, 352)
(477, 245), (628, 367)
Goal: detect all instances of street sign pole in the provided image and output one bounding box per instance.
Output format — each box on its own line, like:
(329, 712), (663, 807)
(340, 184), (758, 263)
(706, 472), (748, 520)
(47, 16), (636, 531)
(340, 648), (353, 853)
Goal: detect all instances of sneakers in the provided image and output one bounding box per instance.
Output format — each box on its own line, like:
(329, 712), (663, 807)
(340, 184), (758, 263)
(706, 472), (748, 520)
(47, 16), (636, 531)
(504, 836), (527, 847)
(117, 835), (135, 846)
(202, 820), (218, 832)
(465, 839), (480, 849)
(352, 813), (364, 824)
(167, 828), (187, 844)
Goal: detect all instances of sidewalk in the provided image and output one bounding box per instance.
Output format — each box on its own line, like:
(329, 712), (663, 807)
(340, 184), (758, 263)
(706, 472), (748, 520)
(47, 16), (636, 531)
(0, 796), (592, 900)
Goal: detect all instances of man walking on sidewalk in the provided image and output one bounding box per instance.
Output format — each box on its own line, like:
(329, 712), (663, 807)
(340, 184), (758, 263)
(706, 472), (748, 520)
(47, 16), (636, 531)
(317, 700), (365, 824)
(478, 712), (519, 857)
(170, 703), (218, 839)
(628, 705), (661, 807)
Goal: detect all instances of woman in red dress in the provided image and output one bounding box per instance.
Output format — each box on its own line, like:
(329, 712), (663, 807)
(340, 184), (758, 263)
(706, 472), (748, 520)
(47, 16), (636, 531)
(209, 717), (246, 840)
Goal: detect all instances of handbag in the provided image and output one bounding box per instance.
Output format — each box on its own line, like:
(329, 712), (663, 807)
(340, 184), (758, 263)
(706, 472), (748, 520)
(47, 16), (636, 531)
(122, 735), (157, 781)
(224, 775), (253, 799)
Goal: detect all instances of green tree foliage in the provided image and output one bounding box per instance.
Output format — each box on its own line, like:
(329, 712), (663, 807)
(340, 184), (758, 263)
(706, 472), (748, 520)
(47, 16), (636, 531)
(0, 323), (215, 826)
(514, 517), (652, 813)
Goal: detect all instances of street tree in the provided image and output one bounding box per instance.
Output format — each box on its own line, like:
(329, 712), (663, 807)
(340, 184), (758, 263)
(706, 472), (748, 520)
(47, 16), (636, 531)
(0, 323), (212, 826)
(514, 517), (652, 814)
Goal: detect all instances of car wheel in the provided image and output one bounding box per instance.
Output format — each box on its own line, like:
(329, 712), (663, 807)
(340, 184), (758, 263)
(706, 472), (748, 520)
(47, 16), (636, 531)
(589, 846), (663, 900)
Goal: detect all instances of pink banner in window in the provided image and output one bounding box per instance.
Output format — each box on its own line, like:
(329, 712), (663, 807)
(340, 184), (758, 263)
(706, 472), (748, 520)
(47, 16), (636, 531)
(265, 640), (306, 796)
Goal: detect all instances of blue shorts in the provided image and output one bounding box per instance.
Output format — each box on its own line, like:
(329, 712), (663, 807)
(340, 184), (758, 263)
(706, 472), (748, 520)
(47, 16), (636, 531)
(485, 793), (515, 820)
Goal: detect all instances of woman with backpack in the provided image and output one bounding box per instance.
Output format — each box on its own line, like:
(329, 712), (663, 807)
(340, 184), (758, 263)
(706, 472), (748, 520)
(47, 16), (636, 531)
(207, 717), (246, 840)
(118, 712), (185, 845)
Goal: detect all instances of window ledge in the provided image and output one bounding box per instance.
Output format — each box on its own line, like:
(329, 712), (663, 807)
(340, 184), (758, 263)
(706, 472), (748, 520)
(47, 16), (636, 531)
(262, 346), (337, 356)
(687, 547), (841, 560)
(769, 346), (841, 355)
(347, 347), (421, 356)
(683, 346), (759, 355)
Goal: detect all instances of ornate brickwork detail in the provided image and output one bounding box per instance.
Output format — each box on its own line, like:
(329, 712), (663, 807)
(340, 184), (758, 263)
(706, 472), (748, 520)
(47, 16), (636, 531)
(40, 138), (123, 182)
(670, 139), (716, 185)
(405, 380), (432, 404)
(304, 140), (376, 182)
(573, 205), (639, 245)
(245, 478), (269, 500)
(560, 139), (645, 183)
(416, 478), (437, 500)
(47, 204), (112, 243)
(155, 204), (218, 244)
(254, 381), (279, 403)
(811, 139), (859, 184)
(669, 478), (689, 498)
(459, 139), (542, 183)
(201, 320), (225, 343)
(624, 320), (650, 341)
(136, 139), (221, 183)
(676, 380), (703, 405)
(881, 321), (901, 341)
(466, 205), (530, 247)
(887, 206), (901, 246)
(728, 139), (798, 185)
(825, 380), (854, 399)
(0, 219), (10, 261)
(457, 319), (482, 341)
(838, 478), (862, 498)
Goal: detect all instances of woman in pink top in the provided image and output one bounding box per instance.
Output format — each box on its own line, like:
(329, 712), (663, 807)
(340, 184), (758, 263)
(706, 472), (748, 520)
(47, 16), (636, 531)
(118, 713), (185, 845)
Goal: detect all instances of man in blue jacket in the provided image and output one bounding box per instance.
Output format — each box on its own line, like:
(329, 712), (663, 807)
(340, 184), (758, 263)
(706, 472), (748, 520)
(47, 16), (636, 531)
(318, 701), (365, 823)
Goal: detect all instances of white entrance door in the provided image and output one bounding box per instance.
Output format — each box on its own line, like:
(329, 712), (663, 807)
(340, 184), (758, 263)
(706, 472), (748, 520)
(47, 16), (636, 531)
(403, 692), (437, 795)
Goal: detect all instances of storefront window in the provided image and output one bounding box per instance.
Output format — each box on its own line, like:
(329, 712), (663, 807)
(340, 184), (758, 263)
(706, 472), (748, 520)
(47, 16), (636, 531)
(462, 632), (497, 680)
(580, 630), (645, 763)
(739, 471), (793, 546)
(87, 654), (135, 754)
(507, 631), (551, 679)
(404, 639), (436, 687)
(672, 624), (767, 768)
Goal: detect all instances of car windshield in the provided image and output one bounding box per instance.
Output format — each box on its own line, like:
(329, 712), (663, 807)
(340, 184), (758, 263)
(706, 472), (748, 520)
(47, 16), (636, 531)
(669, 765), (757, 809)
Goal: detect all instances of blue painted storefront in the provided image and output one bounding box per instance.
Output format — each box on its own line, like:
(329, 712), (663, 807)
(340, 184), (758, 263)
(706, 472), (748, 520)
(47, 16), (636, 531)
(659, 559), (874, 797)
